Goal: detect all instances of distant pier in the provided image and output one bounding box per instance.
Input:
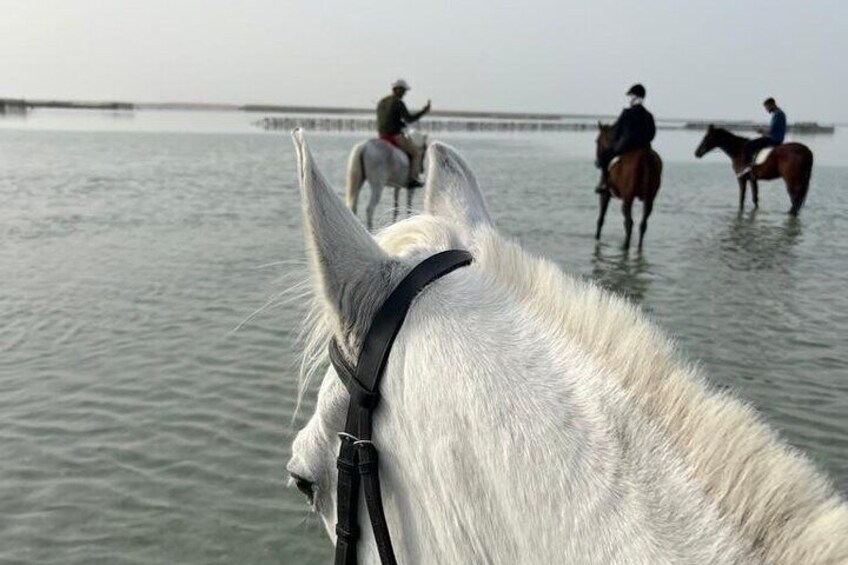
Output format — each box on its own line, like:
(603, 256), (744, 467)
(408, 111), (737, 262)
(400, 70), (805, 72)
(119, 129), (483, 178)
(253, 115), (600, 133)
(255, 115), (836, 135)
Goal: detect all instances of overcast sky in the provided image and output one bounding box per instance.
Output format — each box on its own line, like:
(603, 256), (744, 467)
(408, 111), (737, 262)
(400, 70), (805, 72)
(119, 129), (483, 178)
(2, 0), (845, 122)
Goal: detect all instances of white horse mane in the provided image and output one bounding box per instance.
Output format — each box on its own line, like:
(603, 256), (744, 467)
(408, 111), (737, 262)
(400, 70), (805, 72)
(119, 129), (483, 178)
(288, 131), (848, 564)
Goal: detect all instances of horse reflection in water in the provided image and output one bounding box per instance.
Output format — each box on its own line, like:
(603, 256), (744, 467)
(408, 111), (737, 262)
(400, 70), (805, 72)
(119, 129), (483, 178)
(287, 131), (847, 564)
(590, 245), (654, 304)
(720, 212), (803, 272)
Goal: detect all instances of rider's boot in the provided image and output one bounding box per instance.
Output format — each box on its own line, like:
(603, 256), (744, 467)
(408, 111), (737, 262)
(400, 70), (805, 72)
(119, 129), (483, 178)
(407, 178), (424, 189)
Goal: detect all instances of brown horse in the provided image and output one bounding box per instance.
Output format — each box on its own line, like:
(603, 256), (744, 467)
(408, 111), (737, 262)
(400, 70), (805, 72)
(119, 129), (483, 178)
(595, 123), (663, 250)
(694, 125), (813, 215)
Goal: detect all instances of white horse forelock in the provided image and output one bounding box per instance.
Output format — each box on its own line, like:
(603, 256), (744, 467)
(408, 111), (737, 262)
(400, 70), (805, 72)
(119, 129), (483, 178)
(288, 134), (848, 564)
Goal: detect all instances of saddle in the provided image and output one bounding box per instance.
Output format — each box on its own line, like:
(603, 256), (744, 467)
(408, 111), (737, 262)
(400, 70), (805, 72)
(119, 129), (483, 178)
(608, 146), (654, 171)
(608, 155), (622, 170)
(754, 146), (775, 165)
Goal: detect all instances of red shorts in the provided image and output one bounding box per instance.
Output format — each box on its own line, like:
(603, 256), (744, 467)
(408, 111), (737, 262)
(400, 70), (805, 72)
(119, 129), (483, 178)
(378, 134), (401, 148)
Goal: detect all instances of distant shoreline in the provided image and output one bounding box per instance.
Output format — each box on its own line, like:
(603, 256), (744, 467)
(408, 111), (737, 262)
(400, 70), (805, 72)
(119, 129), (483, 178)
(0, 96), (618, 121)
(0, 97), (837, 135)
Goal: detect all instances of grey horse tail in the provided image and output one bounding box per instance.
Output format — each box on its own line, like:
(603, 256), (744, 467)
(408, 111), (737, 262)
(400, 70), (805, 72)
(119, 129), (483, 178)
(346, 143), (366, 209)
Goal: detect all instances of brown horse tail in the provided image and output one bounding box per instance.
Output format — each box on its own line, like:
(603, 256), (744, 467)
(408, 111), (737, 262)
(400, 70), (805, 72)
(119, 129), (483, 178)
(789, 147), (813, 216)
(796, 152), (813, 211)
(643, 150), (662, 197)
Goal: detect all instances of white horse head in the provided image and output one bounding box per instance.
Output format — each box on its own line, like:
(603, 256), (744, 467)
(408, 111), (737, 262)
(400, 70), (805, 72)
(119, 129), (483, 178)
(287, 130), (848, 564)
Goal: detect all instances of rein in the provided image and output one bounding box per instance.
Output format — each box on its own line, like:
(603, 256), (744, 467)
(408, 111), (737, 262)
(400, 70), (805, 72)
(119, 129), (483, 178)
(328, 249), (474, 565)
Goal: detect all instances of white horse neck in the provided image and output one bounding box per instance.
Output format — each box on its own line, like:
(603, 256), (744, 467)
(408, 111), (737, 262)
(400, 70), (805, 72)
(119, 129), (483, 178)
(359, 225), (755, 564)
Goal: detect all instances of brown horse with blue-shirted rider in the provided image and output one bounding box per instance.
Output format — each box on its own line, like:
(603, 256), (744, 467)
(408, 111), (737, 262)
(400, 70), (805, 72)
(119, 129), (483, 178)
(694, 126), (813, 215)
(694, 99), (813, 215)
(595, 123), (663, 251)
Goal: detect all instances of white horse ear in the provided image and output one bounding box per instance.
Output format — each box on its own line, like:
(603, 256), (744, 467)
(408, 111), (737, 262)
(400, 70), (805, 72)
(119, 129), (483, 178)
(423, 142), (493, 229)
(292, 130), (398, 346)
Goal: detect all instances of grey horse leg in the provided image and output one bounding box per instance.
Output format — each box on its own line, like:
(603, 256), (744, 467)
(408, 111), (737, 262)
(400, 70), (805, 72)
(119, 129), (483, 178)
(365, 181), (383, 231)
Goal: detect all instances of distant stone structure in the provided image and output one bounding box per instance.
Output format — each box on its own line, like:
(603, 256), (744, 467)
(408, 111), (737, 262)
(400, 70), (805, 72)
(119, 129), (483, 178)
(0, 98), (133, 113)
(255, 115), (835, 135)
(0, 98), (27, 115)
(254, 115), (597, 133)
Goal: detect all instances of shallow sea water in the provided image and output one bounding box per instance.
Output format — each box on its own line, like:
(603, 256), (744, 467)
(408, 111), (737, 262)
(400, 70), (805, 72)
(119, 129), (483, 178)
(1, 111), (846, 563)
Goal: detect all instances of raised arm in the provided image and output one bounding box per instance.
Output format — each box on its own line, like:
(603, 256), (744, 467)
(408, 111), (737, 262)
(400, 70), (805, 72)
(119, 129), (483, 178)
(401, 99), (432, 124)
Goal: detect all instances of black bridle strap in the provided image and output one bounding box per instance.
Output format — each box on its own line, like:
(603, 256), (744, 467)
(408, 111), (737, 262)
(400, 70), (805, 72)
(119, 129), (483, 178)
(330, 249), (473, 565)
(334, 434), (360, 565)
(357, 441), (394, 565)
(352, 249), (474, 415)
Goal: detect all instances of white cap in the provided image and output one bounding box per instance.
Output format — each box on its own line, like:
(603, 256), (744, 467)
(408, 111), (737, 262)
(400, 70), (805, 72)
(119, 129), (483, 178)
(391, 79), (411, 90)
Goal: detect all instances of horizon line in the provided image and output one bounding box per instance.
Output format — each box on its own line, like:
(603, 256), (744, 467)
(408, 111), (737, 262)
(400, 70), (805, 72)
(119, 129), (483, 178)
(0, 96), (839, 128)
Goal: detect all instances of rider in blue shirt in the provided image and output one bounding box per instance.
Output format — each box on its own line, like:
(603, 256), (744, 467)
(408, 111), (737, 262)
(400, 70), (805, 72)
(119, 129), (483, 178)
(739, 97), (786, 177)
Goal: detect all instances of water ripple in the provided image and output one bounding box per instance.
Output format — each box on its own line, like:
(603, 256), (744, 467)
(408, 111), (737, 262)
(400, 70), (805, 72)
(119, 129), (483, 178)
(1, 129), (845, 564)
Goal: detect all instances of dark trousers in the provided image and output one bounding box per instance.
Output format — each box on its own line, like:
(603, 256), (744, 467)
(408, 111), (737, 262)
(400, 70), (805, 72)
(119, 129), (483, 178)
(743, 136), (778, 165)
(595, 148), (616, 187)
(596, 141), (647, 187)
(597, 147), (617, 171)
(597, 137), (645, 171)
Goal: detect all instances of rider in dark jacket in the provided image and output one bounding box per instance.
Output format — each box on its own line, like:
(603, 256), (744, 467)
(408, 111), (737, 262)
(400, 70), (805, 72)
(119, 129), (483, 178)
(596, 84), (656, 193)
(376, 79), (431, 188)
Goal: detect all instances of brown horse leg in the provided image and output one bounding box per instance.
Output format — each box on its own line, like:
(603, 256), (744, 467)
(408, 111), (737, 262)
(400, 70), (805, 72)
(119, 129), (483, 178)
(750, 178), (759, 209)
(622, 200), (634, 250)
(595, 191), (611, 240)
(393, 186), (401, 223)
(638, 198), (654, 251)
(737, 177), (747, 211)
(407, 188), (414, 217)
(788, 183), (804, 215)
